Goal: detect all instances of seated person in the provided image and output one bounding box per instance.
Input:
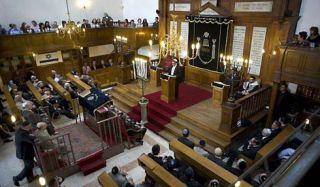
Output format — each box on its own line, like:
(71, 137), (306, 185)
(208, 147), (227, 167)
(237, 76), (259, 97)
(259, 128), (272, 146)
(297, 31), (309, 46)
(136, 175), (155, 187)
(178, 128), (194, 149)
(82, 63), (91, 75)
(165, 158), (181, 178)
(22, 102), (56, 135)
(109, 166), (134, 187)
(279, 115), (291, 129)
(193, 140), (209, 158)
(307, 26), (320, 46)
(251, 173), (267, 187)
(240, 137), (262, 160)
(230, 158), (247, 176)
(208, 179), (220, 187)
(91, 60), (98, 71)
(15, 94), (34, 111)
(64, 82), (78, 99)
(180, 166), (202, 187)
(277, 148), (295, 163)
(47, 98), (76, 119)
(148, 144), (163, 165)
(271, 120), (281, 137)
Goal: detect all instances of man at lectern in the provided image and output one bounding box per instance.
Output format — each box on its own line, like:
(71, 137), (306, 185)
(168, 58), (182, 98)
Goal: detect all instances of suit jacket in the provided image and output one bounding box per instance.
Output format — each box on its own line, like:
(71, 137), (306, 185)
(15, 128), (35, 160)
(178, 137), (194, 149)
(22, 110), (42, 129)
(148, 153), (164, 166)
(168, 65), (183, 84)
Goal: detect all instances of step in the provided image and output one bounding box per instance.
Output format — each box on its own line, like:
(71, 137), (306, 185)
(113, 86), (141, 101)
(117, 84), (142, 98)
(145, 122), (164, 133)
(164, 124), (215, 153)
(147, 98), (177, 115)
(77, 150), (103, 167)
(158, 130), (177, 141)
(111, 92), (136, 108)
(177, 112), (230, 141)
(113, 100), (132, 114)
(171, 117), (230, 147)
(80, 159), (106, 176)
(132, 104), (173, 122)
(113, 87), (139, 104)
(148, 113), (170, 128)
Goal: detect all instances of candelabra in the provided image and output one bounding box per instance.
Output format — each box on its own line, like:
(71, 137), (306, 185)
(132, 58), (149, 126)
(220, 54), (252, 102)
(114, 35), (128, 66)
(56, 0), (86, 39)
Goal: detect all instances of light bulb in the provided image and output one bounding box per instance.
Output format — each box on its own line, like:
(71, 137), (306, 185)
(191, 44), (195, 50)
(196, 43), (200, 49)
(220, 53), (223, 58)
(261, 49), (265, 54)
(235, 181), (241, 187)
(272, 50), (277, 55)
(149, 40), (153, 46)
(39, 176), (46, 186)
(306, 119), (310, 125)
(10, 115), (16, 123)
(82, 28), (85, 32)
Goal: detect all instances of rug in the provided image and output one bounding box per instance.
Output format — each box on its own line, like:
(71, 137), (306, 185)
(128, 83), (211, 133)
(57, 124), (103, 161)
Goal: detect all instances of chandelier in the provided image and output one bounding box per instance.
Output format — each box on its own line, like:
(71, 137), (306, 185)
(56, 0), (85, 39)
(157, 14), (188, 66)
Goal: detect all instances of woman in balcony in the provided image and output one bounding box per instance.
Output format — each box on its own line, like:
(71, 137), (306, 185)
(307, 26), (320, 47)
(142, 19), (149, 27)
(44, 21), (51, 32)
(297, 31), (309, 47)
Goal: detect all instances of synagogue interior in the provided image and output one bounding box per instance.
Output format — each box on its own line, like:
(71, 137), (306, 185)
(0, 0), (320, 186)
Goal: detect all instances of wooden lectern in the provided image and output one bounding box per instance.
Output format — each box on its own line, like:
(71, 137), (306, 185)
(160, 74), (176, 103)
(150, 67), (162, 87)
(211, 81), (230, 107)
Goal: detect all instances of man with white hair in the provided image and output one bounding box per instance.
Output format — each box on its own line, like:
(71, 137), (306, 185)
(208, 147), (227, 167)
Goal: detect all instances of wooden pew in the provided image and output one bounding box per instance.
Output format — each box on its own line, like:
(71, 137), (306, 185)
(138, 153), (186, 187)
(97, 171), (118, 187)
(46, 77), (72, 102)
(3, 86), (22, 121)
(66, 73), (91, 90)
(26, 81), (43, 104)
(169, 139), (252, 187)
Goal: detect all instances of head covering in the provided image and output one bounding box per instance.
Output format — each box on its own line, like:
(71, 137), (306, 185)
(182, 128), (189, 137)
(184, 167), (194, 179)
(214, 147), (223, 157)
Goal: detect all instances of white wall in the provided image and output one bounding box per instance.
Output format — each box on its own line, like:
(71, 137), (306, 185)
(122, 0), (158, 23)
(0, 0), (123, 29)
(296, 0), (320, 33)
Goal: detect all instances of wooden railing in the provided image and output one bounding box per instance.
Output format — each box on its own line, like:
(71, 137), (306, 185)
(34, 133), (78, 177)
(220, 85), (272, 135)
(66, 73), (91, 90)
(236, 85), (272, 120)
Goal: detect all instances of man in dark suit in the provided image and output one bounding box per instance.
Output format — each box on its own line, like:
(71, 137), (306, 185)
(13, 121), (37, 186)
(148, 144), (163, 165)
(178, 128), (194, 149)
(168, 58), (182, 98)
(274, 83), (292, 120)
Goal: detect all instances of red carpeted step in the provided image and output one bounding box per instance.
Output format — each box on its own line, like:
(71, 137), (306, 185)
(128, 111), (141, 121)
(80, 158), (106, 176)
(148, 113), (169, 127)
(147, 98), (177, 115)
(146, 122), (164, 133)
(77, 150), (103, 167)
(147, 104), (173, 121)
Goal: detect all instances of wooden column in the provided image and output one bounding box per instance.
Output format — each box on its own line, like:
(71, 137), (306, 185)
(219, 103), (241, 135)
(266, 81), (279, 127)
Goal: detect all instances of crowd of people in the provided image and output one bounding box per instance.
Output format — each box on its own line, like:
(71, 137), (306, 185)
(0, 15), (159, 35)
(293, 26), (320, 47)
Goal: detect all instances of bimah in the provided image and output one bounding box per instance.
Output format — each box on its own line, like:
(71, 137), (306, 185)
(211, 81), (230, 107)
(160, 73), (176, 103)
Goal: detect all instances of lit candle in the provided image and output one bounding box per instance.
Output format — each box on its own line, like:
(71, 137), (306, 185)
(132, 60), (136, 79)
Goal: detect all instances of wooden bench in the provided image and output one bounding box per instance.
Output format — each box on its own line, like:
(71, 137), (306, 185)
(26, 81), (43, 104)
(46, 77), (72, 102)
(3, 86), (22, 121)
(239, 125), (295, 166)
(97, 171), (118, 187)
(66, 73), (91, 90)
(138, 153), (186, 187)
(169, 139), (252, 187)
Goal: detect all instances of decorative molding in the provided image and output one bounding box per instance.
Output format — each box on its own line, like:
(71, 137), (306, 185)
(169, 3), (191, 12)
(200, 8), (219, 16)
(201, 0), (217, 6)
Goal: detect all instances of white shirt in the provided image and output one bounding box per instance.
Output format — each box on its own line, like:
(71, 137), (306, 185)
(170, 65), (177, 76)
(193, 146), (209, 157)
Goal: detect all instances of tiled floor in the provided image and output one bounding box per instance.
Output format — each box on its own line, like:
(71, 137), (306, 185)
(0, 123), (171, 187)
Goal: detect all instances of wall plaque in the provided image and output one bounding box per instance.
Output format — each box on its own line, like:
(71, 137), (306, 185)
(169, 3), (191, 12)
(234, 1), (273, 12)
(249, 27), (267, 76)
(180, 22), (189, 58)
(231, 26), (246, 62)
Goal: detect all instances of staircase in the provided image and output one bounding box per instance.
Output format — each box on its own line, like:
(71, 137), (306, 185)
(111, 84), (141, 111)
(77, 150), (106, 176)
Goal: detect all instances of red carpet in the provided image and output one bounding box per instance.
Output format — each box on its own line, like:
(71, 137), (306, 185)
(128, 83), (211, 133)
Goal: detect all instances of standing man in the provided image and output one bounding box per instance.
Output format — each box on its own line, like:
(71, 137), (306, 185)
(13, 121), (37, 186)
(168, 58), (182, 98)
